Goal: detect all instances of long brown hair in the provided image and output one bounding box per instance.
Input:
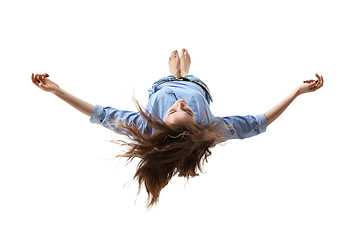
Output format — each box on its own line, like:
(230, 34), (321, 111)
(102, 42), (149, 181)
(104, 98), (229, 209)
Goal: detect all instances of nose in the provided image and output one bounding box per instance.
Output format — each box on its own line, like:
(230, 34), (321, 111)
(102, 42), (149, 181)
(176, 102), (186, 109)
(174, 99), (186, 107)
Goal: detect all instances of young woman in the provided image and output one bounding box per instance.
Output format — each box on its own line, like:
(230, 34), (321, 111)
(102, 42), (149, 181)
(31, 49), (324, 209)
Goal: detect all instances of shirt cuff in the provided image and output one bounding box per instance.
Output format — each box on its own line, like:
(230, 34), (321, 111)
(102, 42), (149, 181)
(255, 113), (268, 134)
(90, 105), (104, 124)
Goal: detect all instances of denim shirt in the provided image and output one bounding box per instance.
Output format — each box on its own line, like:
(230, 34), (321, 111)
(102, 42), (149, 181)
(90, 81), (267, 140)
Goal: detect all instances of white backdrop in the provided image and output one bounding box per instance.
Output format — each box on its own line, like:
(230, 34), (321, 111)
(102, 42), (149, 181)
(1, 0), (359, 239)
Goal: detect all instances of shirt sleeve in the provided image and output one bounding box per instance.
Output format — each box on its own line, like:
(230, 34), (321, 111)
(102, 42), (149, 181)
(219, 113), (268, 140)
(90, 104), (145, 134)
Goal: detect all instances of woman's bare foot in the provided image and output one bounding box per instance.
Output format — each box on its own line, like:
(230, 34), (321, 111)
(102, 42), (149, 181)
(180, 48), (191, 77)
(168, 50), (181, 77)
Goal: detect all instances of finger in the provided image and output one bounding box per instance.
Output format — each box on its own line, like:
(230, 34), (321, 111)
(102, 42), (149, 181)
(316, 73), (321, 83)
(38, 76), (47, 90)
(309, 81), (317, 90)
(31, 73), (37, 84)
(307, 80), (316, 84)
(314, 75), (323, 90)
(32, 73), (43, 87)
(37, 81), (46, 91)
(320, 75), (324, 87)
(315, 74), (323, 89)
(39, 75), (44, 84)
(34, 73), (41, 83)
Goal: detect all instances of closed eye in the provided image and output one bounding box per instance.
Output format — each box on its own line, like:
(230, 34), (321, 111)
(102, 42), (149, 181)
(169, 110), (193, 116)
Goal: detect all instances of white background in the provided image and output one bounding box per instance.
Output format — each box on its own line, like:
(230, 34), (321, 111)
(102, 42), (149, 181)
(1, 0), (359, 239)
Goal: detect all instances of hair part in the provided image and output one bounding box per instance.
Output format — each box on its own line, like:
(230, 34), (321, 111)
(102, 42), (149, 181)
(105, 98), (229, 209)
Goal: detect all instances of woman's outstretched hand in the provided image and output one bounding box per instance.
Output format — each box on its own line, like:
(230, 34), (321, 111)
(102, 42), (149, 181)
(297, 73), (324, 95)
(31, 73), (59, 93)
(265, 73), (324, 125)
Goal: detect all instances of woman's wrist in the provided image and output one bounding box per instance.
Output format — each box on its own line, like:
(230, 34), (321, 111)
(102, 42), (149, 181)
(294, 86), (302, 97)
(53, 86), (62, 95)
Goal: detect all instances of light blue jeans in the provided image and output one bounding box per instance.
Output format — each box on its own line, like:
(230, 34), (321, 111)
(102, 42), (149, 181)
(148, 75), (213, 105)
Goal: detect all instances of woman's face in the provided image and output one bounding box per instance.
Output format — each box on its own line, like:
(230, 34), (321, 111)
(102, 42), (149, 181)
(164, 99), (195, 126)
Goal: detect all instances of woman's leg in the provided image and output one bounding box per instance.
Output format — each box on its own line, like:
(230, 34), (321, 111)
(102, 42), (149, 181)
(168, 50), (181, 77)
(179, 48), (191, 77)
(149, 49), (192, 99)
(149, 51), (180, 99)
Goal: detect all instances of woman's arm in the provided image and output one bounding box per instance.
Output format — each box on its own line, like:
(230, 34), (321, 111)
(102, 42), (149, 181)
(53, 88), (95, 117)
(264, 73), (324, 126)
(32, 73), (95, 117)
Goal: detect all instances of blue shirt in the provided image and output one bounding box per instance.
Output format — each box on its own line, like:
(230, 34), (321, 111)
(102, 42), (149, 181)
(90, 81), (267, 140)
